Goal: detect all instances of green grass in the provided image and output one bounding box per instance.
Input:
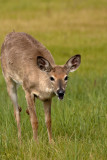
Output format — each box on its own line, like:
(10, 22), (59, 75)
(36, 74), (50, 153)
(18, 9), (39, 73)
(0, 0), (107, 159)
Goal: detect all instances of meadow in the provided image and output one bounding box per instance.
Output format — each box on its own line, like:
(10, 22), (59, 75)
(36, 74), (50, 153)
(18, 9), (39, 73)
(0, 0), (107, 159)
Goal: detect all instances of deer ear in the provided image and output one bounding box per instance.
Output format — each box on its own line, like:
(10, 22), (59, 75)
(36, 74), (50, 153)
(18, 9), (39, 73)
(37, 56), (52, 72)
(65, 55), (81, 72)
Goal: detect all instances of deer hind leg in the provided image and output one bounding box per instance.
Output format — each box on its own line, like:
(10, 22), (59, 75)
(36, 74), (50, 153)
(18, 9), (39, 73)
(6, 77), (21, 140)
(43, 99), (53, 143)
(25, 91), (38, 141)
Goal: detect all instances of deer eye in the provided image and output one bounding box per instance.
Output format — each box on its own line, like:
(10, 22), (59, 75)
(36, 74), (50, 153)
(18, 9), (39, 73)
(50, 76), (55, 81)
(64, 76), (68, 81)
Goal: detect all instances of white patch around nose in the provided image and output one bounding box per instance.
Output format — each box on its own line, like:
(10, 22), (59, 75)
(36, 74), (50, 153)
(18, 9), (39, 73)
(57, 87), (65, 91)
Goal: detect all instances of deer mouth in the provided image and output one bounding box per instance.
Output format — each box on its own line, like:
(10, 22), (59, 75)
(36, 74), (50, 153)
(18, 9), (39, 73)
(58, 94), (64, 100)
(57, 89), (65, 100)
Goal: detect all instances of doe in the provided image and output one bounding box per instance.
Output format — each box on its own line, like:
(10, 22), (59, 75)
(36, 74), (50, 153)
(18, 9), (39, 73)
(1, 32), (81, 142)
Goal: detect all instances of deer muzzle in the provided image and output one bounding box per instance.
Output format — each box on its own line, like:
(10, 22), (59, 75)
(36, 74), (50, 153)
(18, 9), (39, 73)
(57, 89), (65, 100)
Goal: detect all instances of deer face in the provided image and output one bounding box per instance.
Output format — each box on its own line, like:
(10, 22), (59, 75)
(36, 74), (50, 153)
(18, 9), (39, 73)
(48, 66), (68, 100)
(37, 55), (81, 100)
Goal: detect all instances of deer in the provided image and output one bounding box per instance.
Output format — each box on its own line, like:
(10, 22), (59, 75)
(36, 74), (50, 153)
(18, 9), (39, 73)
(1, 32), (81, 143)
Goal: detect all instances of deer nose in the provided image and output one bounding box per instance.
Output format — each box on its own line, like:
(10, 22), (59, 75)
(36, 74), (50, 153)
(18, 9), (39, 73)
(57, 89), (65, 100)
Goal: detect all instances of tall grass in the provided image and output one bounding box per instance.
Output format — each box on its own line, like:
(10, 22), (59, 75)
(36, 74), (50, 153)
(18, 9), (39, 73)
(0, 0), (107, 159)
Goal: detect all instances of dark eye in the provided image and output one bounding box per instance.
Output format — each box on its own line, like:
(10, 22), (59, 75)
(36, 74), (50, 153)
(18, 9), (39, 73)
(50, 77), (55, 81)
(64, 76), (68, 81)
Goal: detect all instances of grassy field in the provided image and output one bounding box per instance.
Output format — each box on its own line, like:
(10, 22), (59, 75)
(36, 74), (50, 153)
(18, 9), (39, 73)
(0, 0), (107, 159)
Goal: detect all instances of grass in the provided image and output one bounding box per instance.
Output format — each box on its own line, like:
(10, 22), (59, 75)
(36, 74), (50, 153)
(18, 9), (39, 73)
(0, 0), (107, 159)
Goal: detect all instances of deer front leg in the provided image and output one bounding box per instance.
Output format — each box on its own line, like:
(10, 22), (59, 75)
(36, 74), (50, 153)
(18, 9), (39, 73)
(25, 91), (38, 141)
(43, 99), (53, 143)
(26, 94), (36, 115)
